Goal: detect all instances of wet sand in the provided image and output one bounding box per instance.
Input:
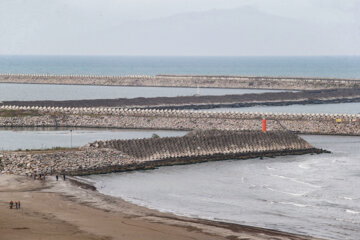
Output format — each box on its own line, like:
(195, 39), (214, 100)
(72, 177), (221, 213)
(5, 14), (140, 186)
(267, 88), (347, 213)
(0, 175), (325, 240)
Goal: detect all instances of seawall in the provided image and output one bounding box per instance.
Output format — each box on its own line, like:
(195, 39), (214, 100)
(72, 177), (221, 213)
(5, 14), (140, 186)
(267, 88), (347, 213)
(0, 105), (359, 135)
(0, 130), (325, 176)
(0, 74), (359, 90)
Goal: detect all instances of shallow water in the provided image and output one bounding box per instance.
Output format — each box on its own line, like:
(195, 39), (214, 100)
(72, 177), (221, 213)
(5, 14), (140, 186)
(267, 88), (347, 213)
(0, 83), (281, 101)
(0, 128), (186, 150)
(204, 102), (360, 114)
(84, 135), (360, 240)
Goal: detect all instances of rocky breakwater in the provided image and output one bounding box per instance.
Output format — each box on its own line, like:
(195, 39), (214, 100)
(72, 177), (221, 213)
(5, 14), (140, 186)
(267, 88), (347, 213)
(0, 106), (360, 136)
(0, 130), (326, 176)
(4, 88), (360, 109)
(0, 105), (359, 135)
(0, 73), (359, 90)
(0, 148), (134, 176)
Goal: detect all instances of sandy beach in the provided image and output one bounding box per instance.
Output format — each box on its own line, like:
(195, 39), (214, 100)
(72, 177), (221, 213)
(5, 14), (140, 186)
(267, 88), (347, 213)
(0, 174), (325, 240)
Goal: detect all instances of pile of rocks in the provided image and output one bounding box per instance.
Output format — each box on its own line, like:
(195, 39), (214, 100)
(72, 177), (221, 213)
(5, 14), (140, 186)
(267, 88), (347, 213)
(0, 107), (359, 135)
(0, 148), (133, 175)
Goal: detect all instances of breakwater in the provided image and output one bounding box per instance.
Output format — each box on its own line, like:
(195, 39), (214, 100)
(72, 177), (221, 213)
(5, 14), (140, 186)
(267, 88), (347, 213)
(3, 88), (360, 109)
(0, 74), (359, 90)
(0, 130), (324, 176)
(0, 105), (359, 135)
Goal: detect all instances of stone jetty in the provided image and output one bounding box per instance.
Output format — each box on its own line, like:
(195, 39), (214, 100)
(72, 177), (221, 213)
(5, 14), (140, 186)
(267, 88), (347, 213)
(0, 105), (359, 135)
(3, 88), (360, 109)
(0, 73), (359, 90)
(0, 130), (325, 176)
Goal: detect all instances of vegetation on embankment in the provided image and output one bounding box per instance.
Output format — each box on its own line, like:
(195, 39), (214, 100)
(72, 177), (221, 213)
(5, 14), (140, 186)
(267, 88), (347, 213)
(0, 109), (41, 117)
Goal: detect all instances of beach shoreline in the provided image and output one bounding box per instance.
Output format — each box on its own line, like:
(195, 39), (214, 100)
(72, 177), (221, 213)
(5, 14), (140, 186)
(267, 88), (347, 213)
(0, 174), (325, 240)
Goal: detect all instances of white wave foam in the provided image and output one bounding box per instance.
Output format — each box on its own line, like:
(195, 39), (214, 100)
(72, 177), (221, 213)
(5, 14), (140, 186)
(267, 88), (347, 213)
(298, 164), (310, 169)
(264, 186), (306, 197)
(278, 201), (309, 208)
(270, 174), (321, 188)
(266, 166), (276, 170)
(346, 209), (360, 215)
(342, 196), (354, 201)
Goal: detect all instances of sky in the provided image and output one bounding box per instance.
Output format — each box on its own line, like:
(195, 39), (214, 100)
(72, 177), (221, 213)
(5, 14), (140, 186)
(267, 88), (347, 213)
(0, 0), (359, 56)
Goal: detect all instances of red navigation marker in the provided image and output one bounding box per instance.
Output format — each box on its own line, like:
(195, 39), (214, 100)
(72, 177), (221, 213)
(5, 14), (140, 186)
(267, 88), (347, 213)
(262, 119), (267, 132)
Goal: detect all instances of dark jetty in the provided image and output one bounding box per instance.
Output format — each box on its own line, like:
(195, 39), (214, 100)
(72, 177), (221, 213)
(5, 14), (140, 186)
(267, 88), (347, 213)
(3, 88), (360, 110)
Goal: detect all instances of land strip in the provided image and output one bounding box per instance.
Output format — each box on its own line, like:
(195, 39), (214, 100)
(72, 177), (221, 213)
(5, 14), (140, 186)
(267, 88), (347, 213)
(0, 73), (359, 90)
(3, 88), (360, 109)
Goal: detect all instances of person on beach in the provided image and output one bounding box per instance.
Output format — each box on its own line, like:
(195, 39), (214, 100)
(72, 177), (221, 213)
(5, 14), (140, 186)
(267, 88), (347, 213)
(56, 175), (59, 181)
(9, 200), (13, 209)
(18, 201), (21, 209)
(15, 201), (18, 209)
(63, 174), (66, 181)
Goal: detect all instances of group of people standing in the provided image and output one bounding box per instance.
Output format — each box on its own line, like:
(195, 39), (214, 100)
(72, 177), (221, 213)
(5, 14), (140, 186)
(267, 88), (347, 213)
(26, 172), (46, 180)
(7, 174), (67, 211)
(56, 174), (66, 181)
(26, 173), (66, 181)
(9, 200), (20, 209)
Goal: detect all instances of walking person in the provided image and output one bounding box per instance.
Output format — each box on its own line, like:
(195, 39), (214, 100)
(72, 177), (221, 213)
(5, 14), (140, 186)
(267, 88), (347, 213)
(18, 201), (21, 209)
(56, 175), (59, 181)
(63, 174), (66, 181)
(15, 201), (18, 209)
(9, 200), (13, 209)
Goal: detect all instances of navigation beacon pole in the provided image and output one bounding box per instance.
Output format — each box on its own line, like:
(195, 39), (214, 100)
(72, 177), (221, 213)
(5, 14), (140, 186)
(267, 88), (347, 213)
(70, 129), (73, 148)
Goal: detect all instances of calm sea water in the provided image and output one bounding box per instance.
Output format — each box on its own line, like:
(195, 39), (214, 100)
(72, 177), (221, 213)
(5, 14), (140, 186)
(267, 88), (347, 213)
(0, 56), (359, 78)
(0, 128), (186, 150)
(84, 135), (360, 240)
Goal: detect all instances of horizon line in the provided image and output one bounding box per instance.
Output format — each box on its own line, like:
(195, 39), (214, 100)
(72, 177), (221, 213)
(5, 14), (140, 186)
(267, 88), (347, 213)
(0, 54), (360, 58)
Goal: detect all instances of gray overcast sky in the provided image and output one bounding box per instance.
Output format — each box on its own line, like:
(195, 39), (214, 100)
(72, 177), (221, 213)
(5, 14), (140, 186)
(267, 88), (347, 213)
(0, 0), (359, 56)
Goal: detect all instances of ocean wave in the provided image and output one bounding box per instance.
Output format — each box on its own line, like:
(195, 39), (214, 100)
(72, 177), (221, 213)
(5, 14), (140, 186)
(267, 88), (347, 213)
(278, 201), (310, 208)
(264, 186), (306, 197)
(266, 166), (276, 170)
(298, 164), (310, 169)
(346, 209), (360, 215)
(341, 196), (354, 201)
(335, 218), (360, 225)
(270, 174), (321, 188)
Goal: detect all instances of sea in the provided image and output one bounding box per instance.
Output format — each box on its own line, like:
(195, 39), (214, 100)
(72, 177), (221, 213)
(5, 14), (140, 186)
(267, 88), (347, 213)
(83, 135), (360, 240)
(1, 55), (360, 239)
(0, 55), (359, 78)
